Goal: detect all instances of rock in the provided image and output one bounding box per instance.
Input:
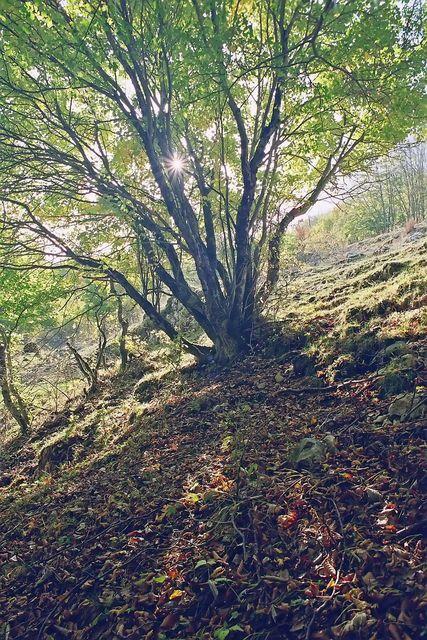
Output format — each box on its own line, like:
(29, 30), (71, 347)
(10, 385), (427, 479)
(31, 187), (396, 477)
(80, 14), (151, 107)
(289, 438), (325, 465)
(377, 347), (419, 396)
(378, 370), (415, 397)
(23, 341), (39, 355)
(323, 434), (337, 452)
(293, 354), (315, 377)
(388, 393), (426, 420)
(394, 353), (418, 370)
(404, 231), (424, 242)
(366, 487), (382, 503)
(373, 414), (388, 425)
(289, 434), (336, 467)
(383, 341), (411, 359)
(366, 487), (383, 504)
(346, 251), (364, 262)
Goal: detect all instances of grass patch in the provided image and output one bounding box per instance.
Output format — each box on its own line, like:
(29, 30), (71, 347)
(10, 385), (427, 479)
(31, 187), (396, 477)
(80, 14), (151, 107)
(271, 237), (426, 379)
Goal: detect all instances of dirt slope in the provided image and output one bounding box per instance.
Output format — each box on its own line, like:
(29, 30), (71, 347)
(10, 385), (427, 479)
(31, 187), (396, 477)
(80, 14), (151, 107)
(0, 235), (426, 640)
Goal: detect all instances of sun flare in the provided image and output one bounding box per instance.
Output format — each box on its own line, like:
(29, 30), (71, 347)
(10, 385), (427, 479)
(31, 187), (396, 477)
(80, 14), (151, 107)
(166, 154), (185, 175)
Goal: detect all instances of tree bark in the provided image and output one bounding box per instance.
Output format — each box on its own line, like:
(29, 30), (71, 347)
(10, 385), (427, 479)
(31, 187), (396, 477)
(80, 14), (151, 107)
(0, 339), (30, 434)
(66, 316), (107, 394)
(66, 342), (96, 392)
(109, 280), (129, 369)
(213, 327), (242, 366)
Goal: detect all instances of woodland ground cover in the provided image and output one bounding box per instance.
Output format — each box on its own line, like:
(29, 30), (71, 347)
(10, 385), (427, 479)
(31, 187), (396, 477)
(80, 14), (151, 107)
(0, 228), (425, 640)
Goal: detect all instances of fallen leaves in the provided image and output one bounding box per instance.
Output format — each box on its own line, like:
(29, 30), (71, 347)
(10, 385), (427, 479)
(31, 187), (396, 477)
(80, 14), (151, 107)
(160, 612), (178, 630)
(332, 611), (371, 637)
(0, 354), (425, 640)
(277, 509), (299, 531)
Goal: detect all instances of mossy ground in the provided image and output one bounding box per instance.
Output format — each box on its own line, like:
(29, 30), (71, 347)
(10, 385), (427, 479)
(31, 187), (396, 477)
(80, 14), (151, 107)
(0, 231), (425, 640)
(274, 234), (426, 381)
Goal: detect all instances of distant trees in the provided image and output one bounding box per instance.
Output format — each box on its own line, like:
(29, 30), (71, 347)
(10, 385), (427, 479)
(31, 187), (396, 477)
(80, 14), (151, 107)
(305, 142), (426, 245)
(0, 268), (61, 432)
(348, 142), (426, 238)
(0, 260), (132, 430)
(393, 143), (425, 225)
(0, 0), (424, 363)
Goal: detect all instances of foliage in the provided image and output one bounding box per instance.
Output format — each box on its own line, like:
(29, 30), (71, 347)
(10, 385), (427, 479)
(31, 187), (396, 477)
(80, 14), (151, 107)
(0, 259), (135, 428)
(0, 268), (64, 334)
(0, 266), (69, 431)
(0, 8), (424, 634)
(0, 0), (424, 361)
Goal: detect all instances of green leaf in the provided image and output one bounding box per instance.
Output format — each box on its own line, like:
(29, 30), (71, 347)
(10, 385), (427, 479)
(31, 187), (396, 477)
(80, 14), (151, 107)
(187, 492), (200, 503)
(194, 559), (207, 569)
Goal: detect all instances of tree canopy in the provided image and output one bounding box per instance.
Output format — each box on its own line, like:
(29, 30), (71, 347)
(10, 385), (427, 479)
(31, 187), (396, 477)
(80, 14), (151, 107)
(0, 0), (425, 362)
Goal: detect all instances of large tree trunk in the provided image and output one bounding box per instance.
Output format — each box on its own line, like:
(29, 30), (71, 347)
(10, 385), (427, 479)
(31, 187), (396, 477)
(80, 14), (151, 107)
(213, 328), (242, 366)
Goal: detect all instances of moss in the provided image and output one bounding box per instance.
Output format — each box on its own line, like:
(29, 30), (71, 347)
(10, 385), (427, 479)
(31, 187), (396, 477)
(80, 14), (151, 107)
(270, 236), (426, 380)
(378, 370), (415, 397)
(383, 341), (411, 358)
(344, 334), (384, 365)
(362, 260), (406, 285)
(260, 325), (307, 357)
(38, 433), (85, 473)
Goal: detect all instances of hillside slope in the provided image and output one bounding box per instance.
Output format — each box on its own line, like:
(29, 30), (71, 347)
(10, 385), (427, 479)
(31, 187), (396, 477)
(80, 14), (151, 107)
(0, 231), (426, 640)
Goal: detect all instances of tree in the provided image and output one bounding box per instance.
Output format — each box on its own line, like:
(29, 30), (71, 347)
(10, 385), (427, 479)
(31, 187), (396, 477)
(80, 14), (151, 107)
(0, 0), (424, 363)
(0, 331), (30, 433)
(66, 313), (107, 394)
(0, 266), (64, 432)
(110, 281), (130, 370)
(398, 142), (426, 223)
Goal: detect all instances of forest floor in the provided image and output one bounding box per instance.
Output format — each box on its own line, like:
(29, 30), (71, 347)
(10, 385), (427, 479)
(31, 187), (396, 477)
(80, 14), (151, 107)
(0, 228), (426, 640)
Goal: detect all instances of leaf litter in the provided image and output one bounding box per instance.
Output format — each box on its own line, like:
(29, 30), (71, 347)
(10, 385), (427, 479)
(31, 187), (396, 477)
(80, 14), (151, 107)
(0, 353), (425, 639)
